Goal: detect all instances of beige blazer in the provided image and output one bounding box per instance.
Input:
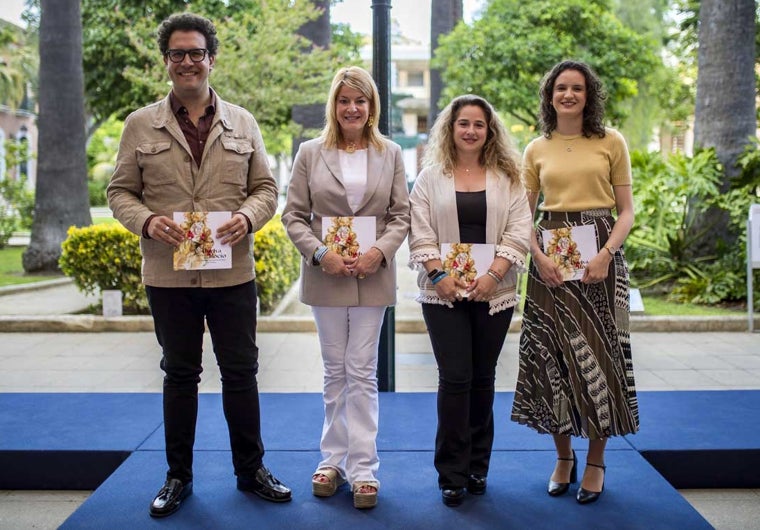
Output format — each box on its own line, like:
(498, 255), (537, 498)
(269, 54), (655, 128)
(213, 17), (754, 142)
(282, 137), (410, 306)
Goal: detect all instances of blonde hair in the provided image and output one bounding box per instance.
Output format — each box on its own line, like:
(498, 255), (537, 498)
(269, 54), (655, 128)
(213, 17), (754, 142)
(423, 94), (520, 180)
(320, 66), (385, 151)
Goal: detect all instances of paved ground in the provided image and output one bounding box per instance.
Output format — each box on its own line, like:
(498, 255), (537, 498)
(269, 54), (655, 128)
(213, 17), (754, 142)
(0, 246), (759, 529)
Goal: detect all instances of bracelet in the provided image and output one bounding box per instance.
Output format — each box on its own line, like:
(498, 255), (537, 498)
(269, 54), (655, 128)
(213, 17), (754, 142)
(314, 245), (329, 264)
(486, 269), (502, 282)
(427, 268), (441, 279)
(430, 271), (448, 285)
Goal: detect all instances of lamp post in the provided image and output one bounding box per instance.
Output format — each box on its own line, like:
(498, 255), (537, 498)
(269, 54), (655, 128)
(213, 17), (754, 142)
(371, 0), (395, 392)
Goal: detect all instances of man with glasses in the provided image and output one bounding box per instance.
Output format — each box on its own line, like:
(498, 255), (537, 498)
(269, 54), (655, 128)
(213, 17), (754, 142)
(108, 13), (291, 518)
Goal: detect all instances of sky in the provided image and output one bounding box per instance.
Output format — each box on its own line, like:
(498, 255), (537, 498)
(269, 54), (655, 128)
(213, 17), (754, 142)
(0, 0), (487, 43)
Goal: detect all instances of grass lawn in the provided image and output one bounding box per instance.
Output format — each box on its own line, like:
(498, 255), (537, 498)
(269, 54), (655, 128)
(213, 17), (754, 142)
(0, 217), (120, 288)
(0, 246), (61, 286)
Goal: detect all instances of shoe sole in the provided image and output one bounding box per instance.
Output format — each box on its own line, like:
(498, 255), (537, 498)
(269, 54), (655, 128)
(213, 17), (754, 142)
(353, 493), (377, 509)
(312, 480), (337, 497)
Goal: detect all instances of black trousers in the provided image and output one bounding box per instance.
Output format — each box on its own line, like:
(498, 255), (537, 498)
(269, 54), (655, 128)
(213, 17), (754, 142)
(146, 280), (264, 484)
(422, 301), (514, 489)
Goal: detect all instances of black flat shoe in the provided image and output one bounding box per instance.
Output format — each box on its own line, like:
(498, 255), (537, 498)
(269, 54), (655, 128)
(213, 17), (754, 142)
(547, 449), (577, 497)
(467, 474), (487, 495)
(441, 487), (466, 507)
(237, 465), (292, 503)
(149, 478), (192, 518)
(577, 462), (606, 504)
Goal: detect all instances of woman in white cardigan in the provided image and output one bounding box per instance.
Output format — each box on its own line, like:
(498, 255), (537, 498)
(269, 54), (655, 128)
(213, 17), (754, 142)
(408, 94), (532, 507)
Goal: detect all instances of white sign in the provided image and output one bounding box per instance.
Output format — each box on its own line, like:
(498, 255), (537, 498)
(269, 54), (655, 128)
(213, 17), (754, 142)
(751, 204), (760, 268)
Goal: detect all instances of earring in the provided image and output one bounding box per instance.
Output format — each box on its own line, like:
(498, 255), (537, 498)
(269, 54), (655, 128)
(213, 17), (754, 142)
(367, 116), (374, 127)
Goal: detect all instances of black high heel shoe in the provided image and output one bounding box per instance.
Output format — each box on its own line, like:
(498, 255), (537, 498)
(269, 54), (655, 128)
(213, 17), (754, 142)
(576, 462), (606, 504)
(547, 449), (577, 496)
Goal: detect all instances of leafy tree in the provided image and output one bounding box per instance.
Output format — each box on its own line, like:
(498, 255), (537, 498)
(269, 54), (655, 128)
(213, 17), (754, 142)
(434, 0), (659, 128)
(23, 0), (91, 272)
(0, 22), (37, 109)
(82, 0), (354, 154)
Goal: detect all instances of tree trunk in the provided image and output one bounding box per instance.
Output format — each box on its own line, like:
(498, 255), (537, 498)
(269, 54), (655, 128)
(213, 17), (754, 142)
(692, 0), (756, 252)
(23, 0), (91, 272)
(292, 0), (331, 159)
(428, 0), (462, 128)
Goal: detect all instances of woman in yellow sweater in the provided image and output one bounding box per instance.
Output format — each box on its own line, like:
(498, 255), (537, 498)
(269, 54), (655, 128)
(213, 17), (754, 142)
(511, 60), (639, 505)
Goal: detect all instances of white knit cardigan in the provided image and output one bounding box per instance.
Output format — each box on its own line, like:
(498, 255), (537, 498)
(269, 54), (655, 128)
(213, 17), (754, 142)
(408, 165), (533, 314)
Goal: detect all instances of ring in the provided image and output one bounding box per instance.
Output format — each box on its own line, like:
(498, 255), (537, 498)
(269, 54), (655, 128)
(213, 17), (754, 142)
(164, 226), (170, 233)
(358, 274), (366, 279)
(233, 231), (238, 236)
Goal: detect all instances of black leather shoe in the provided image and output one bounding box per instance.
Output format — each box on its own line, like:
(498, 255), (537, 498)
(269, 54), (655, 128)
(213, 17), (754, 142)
(149, 478), (192, 518)
(577, 462), (606, 504)
(441, 487), (466, 507)
(237, 465), (292, 503)
(548, 449), (577, 497)
(467, 474), (487, 495)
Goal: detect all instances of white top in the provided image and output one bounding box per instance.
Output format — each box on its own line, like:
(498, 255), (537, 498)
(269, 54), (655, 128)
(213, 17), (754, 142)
(339, 149), (368, 212)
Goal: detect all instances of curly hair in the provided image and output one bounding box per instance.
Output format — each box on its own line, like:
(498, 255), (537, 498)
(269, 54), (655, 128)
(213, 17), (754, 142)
(157, 13), (219, 58)
(422, 94), (520, 180)
(538, 60), (606, 139)
(320, 66), (386, 152)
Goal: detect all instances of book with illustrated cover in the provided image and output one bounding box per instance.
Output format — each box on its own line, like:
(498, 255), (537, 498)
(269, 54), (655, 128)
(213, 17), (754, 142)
(173, 211), (232, 270)
(321, 216), (377, 258)
(440, 242), (495, 296)
(541, 224), (598, 281)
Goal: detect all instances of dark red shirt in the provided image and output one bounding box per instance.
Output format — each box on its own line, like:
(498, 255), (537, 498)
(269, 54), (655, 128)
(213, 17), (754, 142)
(169, 90), (216, 167)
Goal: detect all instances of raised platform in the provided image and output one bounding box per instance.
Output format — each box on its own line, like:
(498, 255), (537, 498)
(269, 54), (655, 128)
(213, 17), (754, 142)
(3, 391), (757, 528)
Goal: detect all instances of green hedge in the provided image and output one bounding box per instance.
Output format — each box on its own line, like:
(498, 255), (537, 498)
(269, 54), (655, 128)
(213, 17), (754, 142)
(59, 215), (300, 315)
(59, 223), (147, 313)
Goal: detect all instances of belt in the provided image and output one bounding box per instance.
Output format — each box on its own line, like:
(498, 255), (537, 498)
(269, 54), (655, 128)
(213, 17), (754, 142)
(542, 209), (611, 221)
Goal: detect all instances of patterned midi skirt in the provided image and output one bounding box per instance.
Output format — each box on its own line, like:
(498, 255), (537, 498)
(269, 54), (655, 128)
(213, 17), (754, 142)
(510, 210), (639, 439)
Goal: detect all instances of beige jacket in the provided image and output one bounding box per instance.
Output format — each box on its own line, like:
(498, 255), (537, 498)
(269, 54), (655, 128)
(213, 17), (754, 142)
(408, 164), (532, 314)
(282, 138), (410, 307)
(107, 90), (278, 288)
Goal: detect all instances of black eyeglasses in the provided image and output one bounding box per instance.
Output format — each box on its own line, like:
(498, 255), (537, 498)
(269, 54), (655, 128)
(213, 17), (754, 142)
(165, 48), (209, 63)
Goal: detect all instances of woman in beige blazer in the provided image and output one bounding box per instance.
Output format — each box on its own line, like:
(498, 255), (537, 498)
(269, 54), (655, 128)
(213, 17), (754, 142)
(282, 66), (410, 509)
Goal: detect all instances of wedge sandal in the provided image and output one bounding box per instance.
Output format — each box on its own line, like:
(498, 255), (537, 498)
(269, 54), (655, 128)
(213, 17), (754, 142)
(352, 481), (378, 509)
(311, 467), (344, 497)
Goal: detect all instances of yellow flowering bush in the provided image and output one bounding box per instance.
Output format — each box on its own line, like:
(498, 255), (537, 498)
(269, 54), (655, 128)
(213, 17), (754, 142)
(58, 216), (300, 315)
(254, 214), (300, 313)
(59, 224), (147, 313)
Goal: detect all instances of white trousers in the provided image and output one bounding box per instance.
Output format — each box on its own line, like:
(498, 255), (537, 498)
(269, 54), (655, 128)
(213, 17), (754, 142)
(312, 305), (386, 487)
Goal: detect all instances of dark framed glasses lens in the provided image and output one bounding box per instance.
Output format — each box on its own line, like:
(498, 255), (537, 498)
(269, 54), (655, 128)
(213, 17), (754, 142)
(166, 49), (207, 63)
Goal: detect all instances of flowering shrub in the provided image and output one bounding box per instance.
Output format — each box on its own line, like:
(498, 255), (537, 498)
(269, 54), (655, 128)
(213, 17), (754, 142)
(59, 223), (147, 313)
(59, 215), (299, 315)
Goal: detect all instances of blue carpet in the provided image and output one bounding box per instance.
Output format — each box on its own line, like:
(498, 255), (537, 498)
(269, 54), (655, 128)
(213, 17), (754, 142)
(3, 391), (757, 528)
(59, 450), (710, 530)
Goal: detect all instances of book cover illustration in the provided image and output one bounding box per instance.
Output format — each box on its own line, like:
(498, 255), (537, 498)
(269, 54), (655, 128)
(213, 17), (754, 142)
(322, 216), (376, 258)
(173, 211), (232, 270)
(541, 224), (598, 281)
(440, 242), (495, 296)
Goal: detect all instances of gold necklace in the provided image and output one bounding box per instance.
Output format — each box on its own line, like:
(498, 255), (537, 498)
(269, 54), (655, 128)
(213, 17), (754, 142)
(563, 135), (581, 152)
(345, 142), (357, 154)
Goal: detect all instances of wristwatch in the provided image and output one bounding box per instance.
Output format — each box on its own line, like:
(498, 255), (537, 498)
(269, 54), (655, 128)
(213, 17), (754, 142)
(604, 243), (617, 256)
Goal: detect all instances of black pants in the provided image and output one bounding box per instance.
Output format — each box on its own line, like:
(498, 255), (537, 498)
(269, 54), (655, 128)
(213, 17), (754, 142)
(146, 280), (264, 484)
(422, 301), (514, 489)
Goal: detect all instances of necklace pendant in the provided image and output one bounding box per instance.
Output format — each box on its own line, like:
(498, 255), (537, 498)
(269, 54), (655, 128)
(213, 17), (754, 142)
(346, 142), (356, 154)
(566, 146), (572, 152)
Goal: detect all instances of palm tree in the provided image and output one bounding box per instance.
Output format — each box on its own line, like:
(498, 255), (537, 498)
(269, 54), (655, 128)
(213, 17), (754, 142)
(692, 0), (756, 252)
(292, 0), (331, 158)
(428, 0), (462, 128)
(23, 0), (91, 272)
